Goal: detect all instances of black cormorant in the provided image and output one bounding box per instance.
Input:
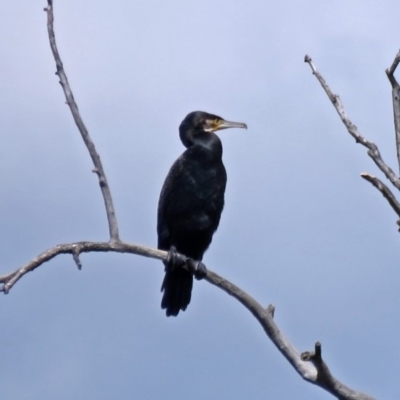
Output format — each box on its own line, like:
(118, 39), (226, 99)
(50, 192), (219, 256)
(157, 111), (247, 317)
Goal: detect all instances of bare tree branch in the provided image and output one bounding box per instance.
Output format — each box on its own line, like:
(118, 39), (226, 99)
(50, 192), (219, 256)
(386, 50), (400, 174)
(305, 53), (400, 233)
(302, 53), (400, 397)
(360, 172), (400, 220)
(304, 55), (400, 191)
(0, 241), (167, 294)
(385, 49), (400, 86)
(1, 237), (375, 399)
(207, 272), (376, 400)
(44, 0), (120, 242)
(205, 271), (314, 378)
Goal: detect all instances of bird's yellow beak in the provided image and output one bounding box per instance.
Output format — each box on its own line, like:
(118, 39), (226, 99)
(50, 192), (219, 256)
(207, 118), (248, 132)
(216, 119), (248, 131)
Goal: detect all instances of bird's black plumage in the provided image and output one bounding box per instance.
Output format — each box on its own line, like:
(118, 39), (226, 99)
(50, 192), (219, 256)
(157, 111), (247, 317)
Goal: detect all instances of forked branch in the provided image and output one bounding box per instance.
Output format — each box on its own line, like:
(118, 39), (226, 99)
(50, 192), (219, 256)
(305, 54), (400, 229)
(300, 343), (373, 400)
(360, 172), (400, 223)
(304, 55), (400, 191)
(386, 49), (400, 173)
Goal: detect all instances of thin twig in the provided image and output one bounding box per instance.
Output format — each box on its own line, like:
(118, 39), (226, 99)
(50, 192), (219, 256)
(266, 304), (275, 317)
(361, 172), (400, 219)
(0, 241), (167, 293)
(386, 50), (400, 174)
(386, 49), (400, 86)
(304, 55), (400, 191)
(45, 1), (120, 241)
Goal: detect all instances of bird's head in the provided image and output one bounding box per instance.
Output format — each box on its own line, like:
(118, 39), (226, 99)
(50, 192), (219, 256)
(179, 111), (247, 148)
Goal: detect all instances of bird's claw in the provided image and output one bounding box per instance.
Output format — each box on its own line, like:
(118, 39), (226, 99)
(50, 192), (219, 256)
(187, 259), (207, 280)
(166, 246), (187, 271)
(167, 246), (207, 279)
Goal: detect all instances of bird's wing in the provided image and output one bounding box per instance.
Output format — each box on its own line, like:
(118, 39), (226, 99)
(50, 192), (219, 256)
(157, 155), (185, 250)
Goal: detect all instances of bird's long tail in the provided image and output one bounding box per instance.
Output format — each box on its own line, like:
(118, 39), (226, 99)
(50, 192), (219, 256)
(161, 268), (193, 317)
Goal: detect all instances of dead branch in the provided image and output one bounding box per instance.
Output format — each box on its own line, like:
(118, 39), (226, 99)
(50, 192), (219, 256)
(0, 241), (167, 293)
(304, 55), (400, 192)
(207, 273), (375, 400)
(386, 49), (400, 174)
(303, 52), (400, 397)
(360, 172), (400, 220)
(45, 0), (120, 242)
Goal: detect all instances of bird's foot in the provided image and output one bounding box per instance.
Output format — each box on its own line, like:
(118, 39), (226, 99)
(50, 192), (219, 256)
(187, 258), (207, 280)
(166, 246), (187, 271)
(166, 246), (207, 279)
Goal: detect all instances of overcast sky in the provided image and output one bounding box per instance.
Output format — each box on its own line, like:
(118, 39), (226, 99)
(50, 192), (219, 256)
(1, 1), (400, 399)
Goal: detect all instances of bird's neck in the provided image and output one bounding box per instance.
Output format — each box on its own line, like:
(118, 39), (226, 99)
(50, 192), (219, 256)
(183, 130), (223, 158)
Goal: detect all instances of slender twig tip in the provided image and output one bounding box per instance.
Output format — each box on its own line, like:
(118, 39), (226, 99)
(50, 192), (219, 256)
(315, 341), (322, 358)
(304, 55), (317, 74)
(266, 304), (275, 317)
(72, 247), (82, 270)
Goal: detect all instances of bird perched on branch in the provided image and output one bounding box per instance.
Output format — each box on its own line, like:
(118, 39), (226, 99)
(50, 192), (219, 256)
(157, 111), (247, 316)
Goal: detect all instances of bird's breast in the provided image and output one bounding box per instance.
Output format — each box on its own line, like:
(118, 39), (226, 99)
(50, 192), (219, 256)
(157, 145), (227, 258)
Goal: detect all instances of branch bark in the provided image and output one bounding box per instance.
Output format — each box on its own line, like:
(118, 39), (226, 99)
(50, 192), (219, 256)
(304, 55), (400, 191)
(305, 54), (400, 232)
(0, 3), (378, 400)
(386, 49), (400, 174)
(303, 53), (400, 396)
(300, 343), (374, 400)
(0, 241), (167, 293)
(45, 0), (120, 242)
(360, 172), (400, 222)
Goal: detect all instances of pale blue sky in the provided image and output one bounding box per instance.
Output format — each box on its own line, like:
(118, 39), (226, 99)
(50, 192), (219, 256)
(1, 1), (400, 399)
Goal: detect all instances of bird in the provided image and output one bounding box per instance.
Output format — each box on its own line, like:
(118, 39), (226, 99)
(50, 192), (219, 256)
(157, 111), (247, 317)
